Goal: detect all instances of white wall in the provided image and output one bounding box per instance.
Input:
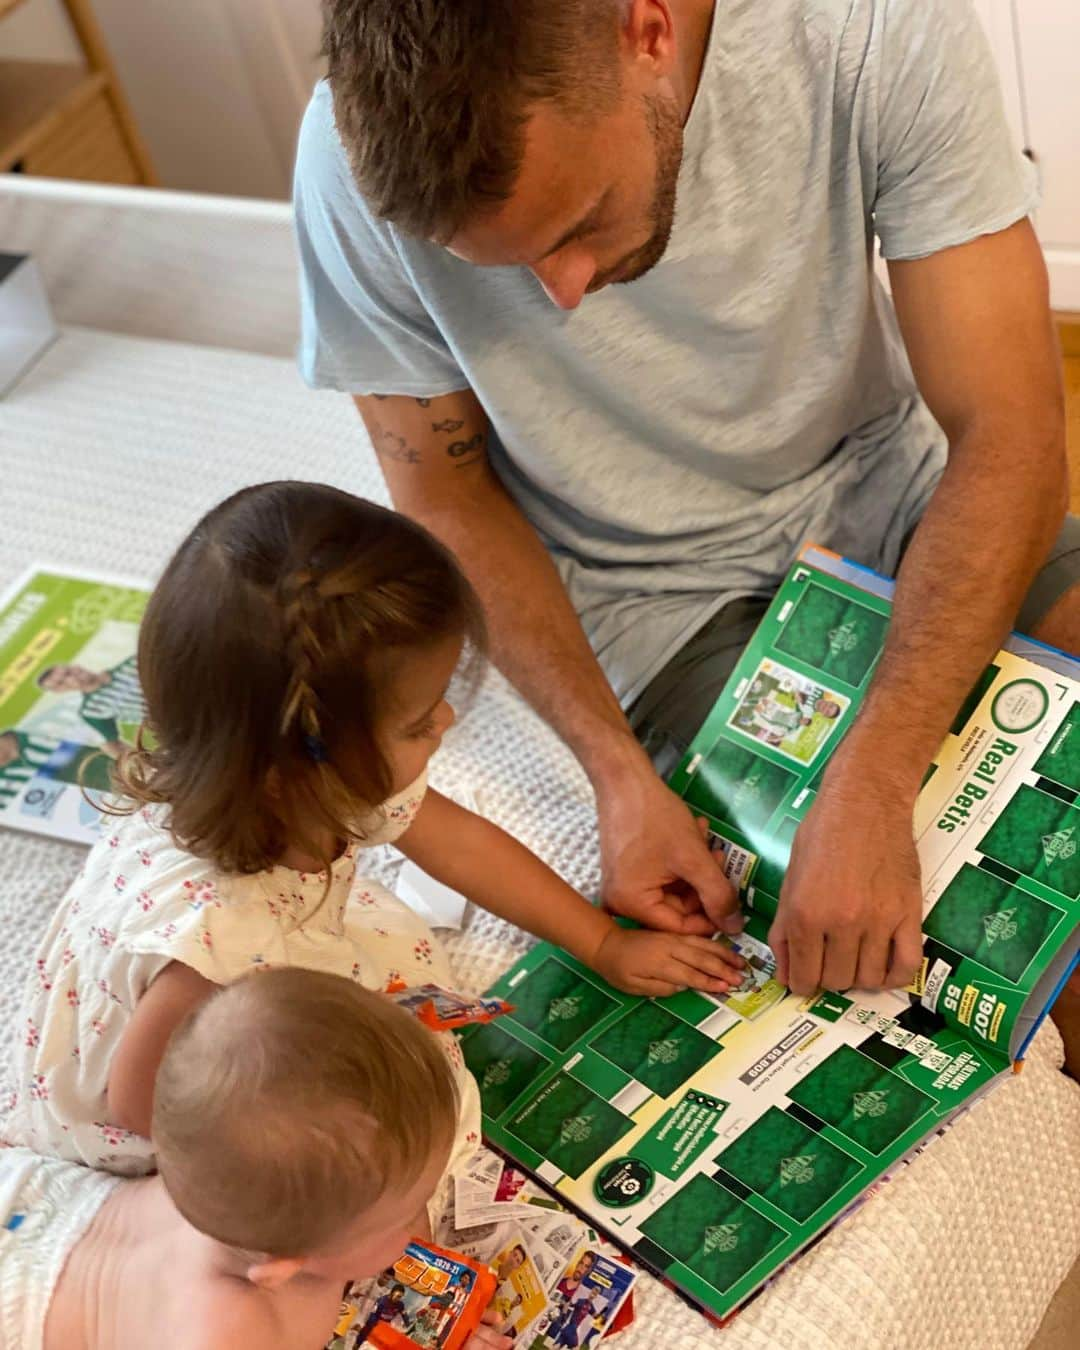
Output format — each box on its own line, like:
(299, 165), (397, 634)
(2, 1), (1078, 301)
(0, 0), (324, 199)
(0, 0), (81, 61)
(1011, 0), (1080, 309)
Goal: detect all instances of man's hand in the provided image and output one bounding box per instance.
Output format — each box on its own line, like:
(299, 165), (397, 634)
(592, 925), (746, 997)
(595, 750), (743, 936)
(769, 759), (924, 995)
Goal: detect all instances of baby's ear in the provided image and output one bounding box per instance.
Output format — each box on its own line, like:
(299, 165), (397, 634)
(246, 1255), (304, 1290)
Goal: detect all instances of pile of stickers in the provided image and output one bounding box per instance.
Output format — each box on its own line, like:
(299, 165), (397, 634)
(439, 1148), (638, 1348)
(331, 1149), (637, 1349)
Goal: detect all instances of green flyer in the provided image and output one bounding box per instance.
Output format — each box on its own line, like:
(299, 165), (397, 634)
(0, 567), (149, 845)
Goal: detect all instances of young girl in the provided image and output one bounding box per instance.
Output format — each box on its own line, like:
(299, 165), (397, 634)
(4, 481), (742, 1172)
(2, 969), (511, 1350)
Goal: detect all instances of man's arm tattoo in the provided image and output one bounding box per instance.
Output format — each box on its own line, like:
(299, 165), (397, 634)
(432, 419), (465, 434)
(447, 432), (486, 467)
(369, 416), (422, 465)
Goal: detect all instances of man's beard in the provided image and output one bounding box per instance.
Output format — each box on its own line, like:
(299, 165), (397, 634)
(590, 93), (683, 292)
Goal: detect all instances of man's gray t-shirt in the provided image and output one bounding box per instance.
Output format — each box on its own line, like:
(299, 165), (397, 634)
(294, 0), (1037, 705)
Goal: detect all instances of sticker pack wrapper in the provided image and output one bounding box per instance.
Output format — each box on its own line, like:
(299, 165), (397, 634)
(388, 983), (514, 1031)
(340, 1240), (497, 1350)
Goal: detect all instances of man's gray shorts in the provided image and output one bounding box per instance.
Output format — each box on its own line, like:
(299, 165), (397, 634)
(629, 516), (1080, 775)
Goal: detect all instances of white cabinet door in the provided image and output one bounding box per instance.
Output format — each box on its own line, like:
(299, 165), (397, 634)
(971, 0), (1027, 146)
(91, 0), (322, 200)
(1011, 0), (1080, 308)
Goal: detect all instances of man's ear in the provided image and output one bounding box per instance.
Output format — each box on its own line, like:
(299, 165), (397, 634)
(622, 0), (677, 77)
(246, 1255), (305, 1290)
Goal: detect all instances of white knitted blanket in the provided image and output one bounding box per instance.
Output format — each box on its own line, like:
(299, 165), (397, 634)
(2, 327), (1078, 1349)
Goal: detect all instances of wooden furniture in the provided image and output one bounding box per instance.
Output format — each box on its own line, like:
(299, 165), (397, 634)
(0, 0), (155, 184)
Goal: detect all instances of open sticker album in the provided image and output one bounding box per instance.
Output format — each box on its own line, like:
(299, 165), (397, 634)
(458, 547), (1080, 1325)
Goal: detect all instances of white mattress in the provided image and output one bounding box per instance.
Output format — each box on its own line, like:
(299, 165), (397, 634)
(2, 326), (1078, 1349)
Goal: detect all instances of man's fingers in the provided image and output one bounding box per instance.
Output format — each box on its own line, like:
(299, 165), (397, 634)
(691, 815), (745, 934)
(820, 930), (859, 992)
(885, 917), (924, 989)
(611, 891), (686, 933)
(769, 915), (789, 985)
(786, 923), (825, 995)
(617, 890), (721, 937)
(680, 851), (741, 932)
(677, 910), (724, 937)
(854, 935), (890, 991)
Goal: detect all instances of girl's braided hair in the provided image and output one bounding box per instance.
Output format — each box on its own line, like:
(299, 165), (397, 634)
(112, 481), (484, 874)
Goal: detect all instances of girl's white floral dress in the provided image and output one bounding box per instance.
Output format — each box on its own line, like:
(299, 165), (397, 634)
(2, 770), (480, 1175)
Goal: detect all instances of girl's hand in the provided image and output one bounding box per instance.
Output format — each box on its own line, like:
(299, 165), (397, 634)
(591, 925), (747, 997)
(465, 1310), (513, 1348)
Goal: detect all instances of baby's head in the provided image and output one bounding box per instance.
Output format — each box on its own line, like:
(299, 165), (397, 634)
(152, 967), (461, 1285)
(116, 481), (485, 872)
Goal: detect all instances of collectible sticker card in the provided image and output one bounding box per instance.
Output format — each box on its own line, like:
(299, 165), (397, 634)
(727, 659), (849, 766)
(526, 1246), (636, 1349)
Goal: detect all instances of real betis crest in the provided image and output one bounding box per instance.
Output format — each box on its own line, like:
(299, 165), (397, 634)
(1041, 826), (1076, 868)
(482, 1060), (512, 1089)
(778, 1154), (816, 1187)
(548, 995), (583, 1021)
(827, 621), (859, 654)
(703, 1222), (741, 1254)
(982, 907), (1019, 945)
(559, 1114), (593, 1145)
(647, 1038), (681, 1065)
(852, 1089), (889, 1119)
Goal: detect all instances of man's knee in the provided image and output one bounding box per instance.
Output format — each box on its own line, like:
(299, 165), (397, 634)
(1031, 579), (1080, 654)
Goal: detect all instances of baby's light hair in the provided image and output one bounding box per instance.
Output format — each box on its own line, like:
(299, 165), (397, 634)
(153, 968), (460, 1256)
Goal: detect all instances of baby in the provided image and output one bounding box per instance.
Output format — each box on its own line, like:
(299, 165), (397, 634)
(0, 968), (508, 1350)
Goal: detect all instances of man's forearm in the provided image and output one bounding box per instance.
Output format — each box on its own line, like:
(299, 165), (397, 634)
(839, 422), (1067, 798)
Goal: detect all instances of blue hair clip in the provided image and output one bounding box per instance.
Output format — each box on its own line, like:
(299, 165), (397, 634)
(303, 733), (329, 764)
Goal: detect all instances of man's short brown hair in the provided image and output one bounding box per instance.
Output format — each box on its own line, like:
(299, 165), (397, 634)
(323, 1), (626, 241)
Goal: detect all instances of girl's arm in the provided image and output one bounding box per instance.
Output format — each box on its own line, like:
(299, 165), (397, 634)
(107, 961), (217, 1137)
(397, 791), (745, 996)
